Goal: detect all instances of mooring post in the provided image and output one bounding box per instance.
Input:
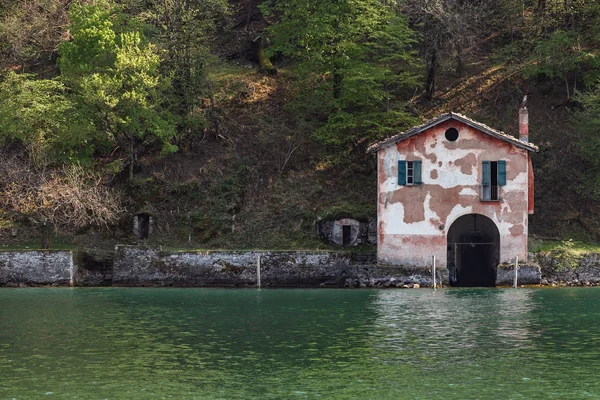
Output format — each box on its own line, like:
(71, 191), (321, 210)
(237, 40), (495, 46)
(257, 254), (262, 288)
(432, 255), (437, 289)
(513, 256), (519, 288)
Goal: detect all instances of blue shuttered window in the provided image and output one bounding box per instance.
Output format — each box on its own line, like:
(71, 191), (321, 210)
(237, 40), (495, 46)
(398, 160), (422, 186)
(481, 160), (506, 201)
(482, 161), (491, 186)
(398, 160), (407, 186)
(413, 160), (422, 185)
(498, 160), (506, 186)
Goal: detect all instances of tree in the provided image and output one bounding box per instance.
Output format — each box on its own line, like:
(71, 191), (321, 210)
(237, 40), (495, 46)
(525, 30), (587, 99)
(0, 71), (95, 166)
(399, 0), (497, 99)
(59, 0), (177, 180)
(573, 83), (600, 199)
(115, 0), (230, 136)
(262, 0), (421, 160)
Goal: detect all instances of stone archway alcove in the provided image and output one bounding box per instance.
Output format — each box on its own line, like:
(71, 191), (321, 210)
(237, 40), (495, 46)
(333, 218), (360, 246)
(317, 217), (376, 246)
(447, 214), (500, 287)
(134, 212), (153, 240)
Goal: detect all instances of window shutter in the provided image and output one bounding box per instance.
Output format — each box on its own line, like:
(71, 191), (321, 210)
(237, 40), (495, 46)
(414, 160), (422, 185)
(398, 160), (406, 186)
(482, 161), (491, 186)
(498, 160), (507, 186)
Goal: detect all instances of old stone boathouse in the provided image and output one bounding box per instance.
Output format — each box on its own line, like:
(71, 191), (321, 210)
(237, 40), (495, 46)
(368, 107), (538, 286)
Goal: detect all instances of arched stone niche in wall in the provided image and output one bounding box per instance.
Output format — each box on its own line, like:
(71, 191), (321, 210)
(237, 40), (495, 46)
(317, 217), (377, 246)
(333, 218), (360, 246)
(133, 212), (154, 240)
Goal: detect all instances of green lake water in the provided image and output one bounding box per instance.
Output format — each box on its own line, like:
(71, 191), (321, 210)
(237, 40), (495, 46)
(1, 287), (600, 399)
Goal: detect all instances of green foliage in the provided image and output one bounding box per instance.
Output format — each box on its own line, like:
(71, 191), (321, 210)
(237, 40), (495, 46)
(115, 0), (230, 135)
(58, 0), (117, 77)
(0, 71), (95, 164)
(545, 239), (584, 271)
(493, 1), (599, 96)
(524, 30), (589, 98)
(184, 164), (250, 243)
(262, 0), (421, 160)
(573, 82), (600, 199)
(320, 202), (375, 222)
(59, 0), (177, 178)
(525, 31), (584, 78)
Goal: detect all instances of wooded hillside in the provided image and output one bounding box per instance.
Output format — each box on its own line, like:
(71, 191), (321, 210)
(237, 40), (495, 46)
(0, 0), (599, 249)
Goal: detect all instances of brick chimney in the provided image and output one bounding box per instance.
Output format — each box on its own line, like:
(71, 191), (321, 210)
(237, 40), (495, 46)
(519, 106), (529, 143)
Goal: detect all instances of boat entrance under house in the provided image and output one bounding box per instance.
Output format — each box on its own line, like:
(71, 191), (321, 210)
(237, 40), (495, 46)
(447, 214), (500, 287)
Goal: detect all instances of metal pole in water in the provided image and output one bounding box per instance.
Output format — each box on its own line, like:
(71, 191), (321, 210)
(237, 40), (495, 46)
(513, 256), (519, 288)
(257, 254), (262, 288)
(432, 255), (437, 290)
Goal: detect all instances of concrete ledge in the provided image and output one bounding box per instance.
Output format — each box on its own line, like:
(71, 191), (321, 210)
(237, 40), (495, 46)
(496, 264), (541, 286)
(0, 250), (74, 286)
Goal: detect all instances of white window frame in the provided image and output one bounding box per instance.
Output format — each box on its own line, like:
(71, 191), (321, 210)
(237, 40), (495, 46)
(406, 161), (415, 185)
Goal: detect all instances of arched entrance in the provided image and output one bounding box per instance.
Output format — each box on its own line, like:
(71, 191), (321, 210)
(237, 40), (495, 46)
(447, 214), (500, 287)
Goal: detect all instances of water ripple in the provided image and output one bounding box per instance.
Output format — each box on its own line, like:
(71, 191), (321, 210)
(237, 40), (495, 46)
(0, 287), (599, 399)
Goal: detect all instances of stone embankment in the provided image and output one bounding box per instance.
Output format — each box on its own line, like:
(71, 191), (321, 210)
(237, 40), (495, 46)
(3, 247), (600, 288)
(111, 246), (442, 288)
(0, 250), (74, 287)
(0, 246), (444, 288)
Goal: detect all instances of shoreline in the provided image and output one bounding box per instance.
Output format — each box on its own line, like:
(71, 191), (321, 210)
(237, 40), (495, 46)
(1, 246), (599, 288)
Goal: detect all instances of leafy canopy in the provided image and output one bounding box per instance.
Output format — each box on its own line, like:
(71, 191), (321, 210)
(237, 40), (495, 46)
(262, 0), (421, 159)
(59, 0), (176, 177)
(0, 71), (95, 165)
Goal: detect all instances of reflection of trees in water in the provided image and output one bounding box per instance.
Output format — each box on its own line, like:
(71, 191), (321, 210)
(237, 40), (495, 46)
(58, 289), (384, 397)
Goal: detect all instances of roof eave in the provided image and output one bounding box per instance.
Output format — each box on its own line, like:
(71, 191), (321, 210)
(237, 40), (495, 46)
(367, 113), (539, 153)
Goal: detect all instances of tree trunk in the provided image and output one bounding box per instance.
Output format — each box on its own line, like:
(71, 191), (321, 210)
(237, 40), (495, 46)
(129, 136), (135, 181)
(245, 0), (253, 31)
(40, 221), (51, 249)
(425, 50), (437, 100)
(456, 44), (464, 77)
(257, 38), (277, 75)
(538, 0), (546, 13)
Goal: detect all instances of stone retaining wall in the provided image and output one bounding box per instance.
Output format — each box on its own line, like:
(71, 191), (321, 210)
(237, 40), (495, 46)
(0, 250), (74, 286)
(6, 246), (600, 288)
(113, 247), (453, 288)
(113, 246), (390, 287)
(496, 264), (541, 286)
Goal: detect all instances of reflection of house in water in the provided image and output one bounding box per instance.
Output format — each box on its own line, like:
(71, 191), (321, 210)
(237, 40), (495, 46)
(368, 107), (538, 286)
(370, 290), (538, 354)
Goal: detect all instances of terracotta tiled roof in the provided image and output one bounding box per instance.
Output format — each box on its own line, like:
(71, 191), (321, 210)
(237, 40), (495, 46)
(366, 112), (539, 153)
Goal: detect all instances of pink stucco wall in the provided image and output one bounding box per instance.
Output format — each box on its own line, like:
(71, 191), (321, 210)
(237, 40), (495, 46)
(377, 119), (530, 267)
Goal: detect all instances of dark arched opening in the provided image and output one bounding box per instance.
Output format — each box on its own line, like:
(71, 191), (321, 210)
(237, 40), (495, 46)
(447, 214), (499, 287)
(135, 213), (151, 240)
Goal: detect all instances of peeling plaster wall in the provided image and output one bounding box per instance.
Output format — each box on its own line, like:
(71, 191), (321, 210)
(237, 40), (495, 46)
(377, 120), (529, 267)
